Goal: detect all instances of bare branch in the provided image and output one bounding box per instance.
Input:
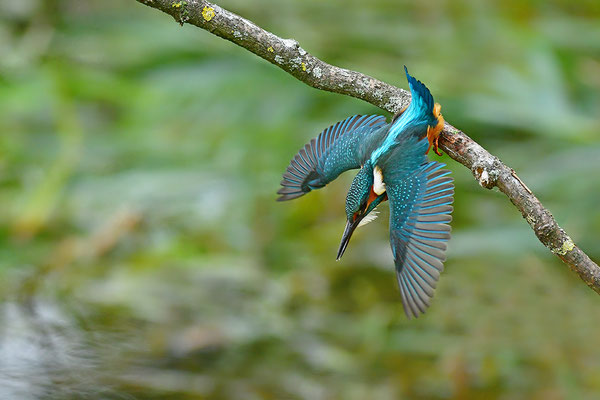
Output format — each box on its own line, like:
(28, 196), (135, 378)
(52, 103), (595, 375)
(135, 0), (600, 294)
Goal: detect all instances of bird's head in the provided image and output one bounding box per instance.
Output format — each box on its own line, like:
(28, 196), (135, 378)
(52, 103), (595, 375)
(337, 164), (387, 260)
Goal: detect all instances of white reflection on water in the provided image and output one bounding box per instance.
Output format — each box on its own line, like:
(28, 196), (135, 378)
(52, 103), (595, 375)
(0, 300), (126, 400)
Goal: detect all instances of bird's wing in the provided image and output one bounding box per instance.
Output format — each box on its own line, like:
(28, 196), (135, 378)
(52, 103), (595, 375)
(383, 159), (454, 318)
(277, 114), (388, 201)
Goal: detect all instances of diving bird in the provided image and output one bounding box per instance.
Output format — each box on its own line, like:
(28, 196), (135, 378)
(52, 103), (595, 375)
(277, 67), (453, 318)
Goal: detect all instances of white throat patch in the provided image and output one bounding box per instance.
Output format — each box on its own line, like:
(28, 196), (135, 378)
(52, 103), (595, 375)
(373, 166), (386, 195)
(357, 208), (379, 228)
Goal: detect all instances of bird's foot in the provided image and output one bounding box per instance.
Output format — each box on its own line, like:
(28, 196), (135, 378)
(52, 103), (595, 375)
(425, 126), (443, 156)
(425, 103), (444, 156)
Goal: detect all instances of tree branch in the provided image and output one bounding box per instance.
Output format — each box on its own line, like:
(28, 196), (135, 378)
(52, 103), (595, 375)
(135, 0), (600, 294)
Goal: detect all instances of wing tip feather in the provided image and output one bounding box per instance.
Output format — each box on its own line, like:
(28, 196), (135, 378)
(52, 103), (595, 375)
(278, 114), (387, 201)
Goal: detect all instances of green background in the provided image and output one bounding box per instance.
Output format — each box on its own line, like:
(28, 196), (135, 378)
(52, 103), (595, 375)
(1, 0), (599, 398)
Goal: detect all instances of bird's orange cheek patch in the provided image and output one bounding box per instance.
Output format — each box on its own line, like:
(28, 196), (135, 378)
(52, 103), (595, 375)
(365, 187), (388, 210)
(367, 187), (378, 207)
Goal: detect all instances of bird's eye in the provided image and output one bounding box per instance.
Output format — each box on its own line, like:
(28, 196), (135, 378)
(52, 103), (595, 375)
(360, 201), (367, 212)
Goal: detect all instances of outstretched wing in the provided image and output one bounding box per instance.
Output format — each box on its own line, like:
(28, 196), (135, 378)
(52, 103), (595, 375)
(277, 115), (388, 201)
(384, 159), (454, 318)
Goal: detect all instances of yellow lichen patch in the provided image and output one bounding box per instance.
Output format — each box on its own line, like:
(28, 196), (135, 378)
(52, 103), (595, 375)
(202, 6), (215, 21)
(554, 237), (575, 256)
(301, 62), (307, 71)
(172, 1), (182, 8)
(267, 46), (274, 52)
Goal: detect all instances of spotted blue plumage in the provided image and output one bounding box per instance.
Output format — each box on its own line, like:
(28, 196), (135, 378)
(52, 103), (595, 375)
(380, 136), (453, 318)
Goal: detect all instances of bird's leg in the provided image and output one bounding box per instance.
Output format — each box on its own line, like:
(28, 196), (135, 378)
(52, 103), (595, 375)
(425, 103), (444, 156)
(426, 126), (442, 156)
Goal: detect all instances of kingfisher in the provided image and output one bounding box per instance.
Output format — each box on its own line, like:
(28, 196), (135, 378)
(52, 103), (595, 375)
(277, 67), (453, 318)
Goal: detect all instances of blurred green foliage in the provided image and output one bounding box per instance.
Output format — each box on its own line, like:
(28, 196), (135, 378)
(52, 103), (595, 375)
(1, 0), (599, 399)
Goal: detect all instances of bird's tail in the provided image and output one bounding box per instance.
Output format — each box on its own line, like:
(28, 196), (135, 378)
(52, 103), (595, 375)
(403, 66), (444, 155)
(404, 66), (435, 114)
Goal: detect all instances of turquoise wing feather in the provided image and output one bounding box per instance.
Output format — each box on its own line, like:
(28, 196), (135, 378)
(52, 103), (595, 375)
(278, 115), (388, 201)
(383, 154), (454, 318)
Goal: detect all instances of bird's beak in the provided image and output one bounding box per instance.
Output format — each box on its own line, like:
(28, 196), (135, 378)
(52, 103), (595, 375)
(336, 216), (361, 260)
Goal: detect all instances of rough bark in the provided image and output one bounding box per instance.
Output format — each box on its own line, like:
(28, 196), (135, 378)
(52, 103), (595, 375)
(135, 0), (600, 294)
